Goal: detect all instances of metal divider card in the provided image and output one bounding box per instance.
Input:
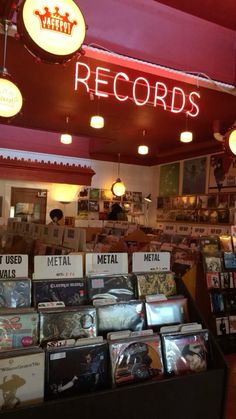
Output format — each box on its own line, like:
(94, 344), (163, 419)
(132, 252), (170, 273)
(33, 254), (83, 279)
(85, 253), (128, 276)
(0, 254), (28, 279)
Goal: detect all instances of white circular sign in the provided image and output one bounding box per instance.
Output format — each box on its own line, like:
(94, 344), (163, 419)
(0, 77), (23, 117)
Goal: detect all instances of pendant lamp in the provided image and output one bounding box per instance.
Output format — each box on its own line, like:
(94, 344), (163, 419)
(111, 153), (126, 197)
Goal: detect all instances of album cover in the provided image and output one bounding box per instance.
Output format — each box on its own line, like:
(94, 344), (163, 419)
(223, 252), (236, 270)
(145, 297), (189, 329)
(220, 272), (234, 289)
(216, 317), (230, 335)
(206, 272), (220, 289)
(109, 334), (164, 387)
(97, 301), (145, 336)
(209, 292), (224, 313)
(161, 329), (209, 376)
(33, 279), (87, 307)
(39, 306), (97, 344)
(204, 255), (222, 272)
(229, 316), (236, 334)
(87, 274), (136, 303)
(45, 340), (108, 400)
(219, 235), (233, 252)
(0, 348), (45, 410)
(0, 279), (31, 308)
(224, 292), (236, 311)
(135, 272), (176, 299)
(0, 309), (39, 351)
(217, 209), (230, 224)
(199, 236), (219, 255)
(232, 236), (236, 253)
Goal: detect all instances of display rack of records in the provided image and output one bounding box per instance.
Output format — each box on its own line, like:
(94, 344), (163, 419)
(196, 234), (236, 353)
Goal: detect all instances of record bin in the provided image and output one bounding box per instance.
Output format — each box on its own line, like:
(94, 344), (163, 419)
(0, 279), (228, 419)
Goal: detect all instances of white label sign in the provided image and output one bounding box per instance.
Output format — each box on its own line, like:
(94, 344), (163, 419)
(132, 252), (170, 273)
(192, 226), (209, 236)
(176, 224), (192, 235)
(0, 254), (28, 279)
(34, 254), (83, 279)
(86, 253), (128, 276)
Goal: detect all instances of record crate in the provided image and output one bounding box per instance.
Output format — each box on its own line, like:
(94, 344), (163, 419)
(1, 279), (228, 419)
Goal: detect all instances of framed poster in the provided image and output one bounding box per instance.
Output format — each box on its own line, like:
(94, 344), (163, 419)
(208, 153), (236, 192)
(159, 163), (180, 196)
(182, 157), (206, 194)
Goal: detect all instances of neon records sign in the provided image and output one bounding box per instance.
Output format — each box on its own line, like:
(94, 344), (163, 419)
(17, 0), (86, 64)
(74, 62), (201, 117)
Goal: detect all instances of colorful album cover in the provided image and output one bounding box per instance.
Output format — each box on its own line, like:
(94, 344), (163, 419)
(232, 236), (236, 253)
(219, 235), (233, 252)
(217, 209), (230, 224)
(45, 341), (108, 400)
(39, 306), (97, 344)
(33, 279), (87, 307)
(145, 297), (189, 329)
(0, 310), (39, 351)
(87, 274), (136, 303)
(0, 279), (31, 308)
(109, 334), (164, 387)
(216, 317), (230, 335)
(204, 255), (222, 272)
(97, 301), (145, 335)
(223, 252), (236, 270)
(0, 348), (45, 410)
(206, 273), (220, 289)
(199, 236), (219, 255)
(135, 272), (176, 298)
(220, 272), (234, 289)
(229, 316), (236, 334)
(209, 292), (224, 313)
(161, 329), (209, 376)
(224, 292), (236, 311)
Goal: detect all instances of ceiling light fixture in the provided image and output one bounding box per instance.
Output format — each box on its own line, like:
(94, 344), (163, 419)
(0, 20), (23, 118)
(90, 94), (104, 129)
(111, 153), (126, 197)
(214, 120), (236, 155)
(60, 116), (72, 144)
(138, 129), (149, 154)
(180, 114), (193, 143)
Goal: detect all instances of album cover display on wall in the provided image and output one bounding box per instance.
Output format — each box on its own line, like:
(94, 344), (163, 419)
(216, 317), (230, 335)
(97, 301), (145, 335)
(39, 306), (97, 344)
(220, 272), (234, 289)
(0, 279), (31, 308)
(199, 237), (219, 255)
(33, 279), (87, 307)
(206, 273), (220, 289)
(145, 297), (189, 329)
(161, 329), (209, 376)
(109, 334), (164, 386)
(209, 292), (225, 313)
(204, 256), (222, 272)
(223, 252), (236, 270)
(87, 274), (136, 303)
(135, 272), (176, 299)
(0, 348), (45, 410)
(45, 340), (108, 400)
(0, 309), (39, 350)
(229, 316), (236, 334)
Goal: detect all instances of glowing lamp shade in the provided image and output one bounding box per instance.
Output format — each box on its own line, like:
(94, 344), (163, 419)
(180, 131), (193, 143)
(111, 178), (126, 197)
(17, 0), (86, 64)
(0, 77), (23, 117)
(228, 129), (236, 155)
(138, 145), (149, 155)
(60, 133), (72, 144)
(90, 115), (104, 129)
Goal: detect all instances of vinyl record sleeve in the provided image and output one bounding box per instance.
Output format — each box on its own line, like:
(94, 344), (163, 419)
(209, 292), (224, 313)
(145, 297), (189, 328)
(33, 278), (87, 307)
(206, 272), (220, 289)
(136, 272), (176, 299)
(97, 301), (145, 335)
(39, 306), (97, 344)
(109, 334), (164, 386)
(0, 309), (39, 351)
(45, 341), (108, 400)
(223, 252), (236, 270)
(161, 329), (209, 376)
(204, 255), (222, 273)
(87, 274), (136, 303)
(0, 348), (45, 410)
(0, 279), (31, 308)
(216, 317), (229, 335)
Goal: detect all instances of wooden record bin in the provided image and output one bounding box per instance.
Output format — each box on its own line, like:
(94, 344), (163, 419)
(1, 280), (228, 419)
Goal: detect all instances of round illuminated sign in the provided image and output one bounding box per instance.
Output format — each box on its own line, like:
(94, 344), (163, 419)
(111, 178), (126, 197)
(17, 0), (86, 64)
(0, 77), (23, 117)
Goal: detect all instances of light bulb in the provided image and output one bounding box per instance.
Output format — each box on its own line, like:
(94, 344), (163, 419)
(180, 131), (193, 143)
(138, 145), (149, 155)
(60, 133), (72, 144)
(90, 115), (104, 129)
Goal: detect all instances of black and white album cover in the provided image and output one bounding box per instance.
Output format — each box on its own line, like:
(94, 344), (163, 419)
(0, 279), (31, 308)
(216, 317), (230, 335)
(45, 341), (108, 400)
(87, 274), (136, 303)
(145, 297), (189, 329)
(33, 279), (87, 307)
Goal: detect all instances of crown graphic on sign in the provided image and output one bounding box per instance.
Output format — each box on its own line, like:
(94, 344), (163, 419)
(34, 6), (78, 36)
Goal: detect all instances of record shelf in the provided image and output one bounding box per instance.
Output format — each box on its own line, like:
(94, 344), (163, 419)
(1, 280), (228, 419)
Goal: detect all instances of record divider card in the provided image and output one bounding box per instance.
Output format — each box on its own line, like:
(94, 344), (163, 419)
(132, 252), (170, 273)
(85, 253), (128, 276)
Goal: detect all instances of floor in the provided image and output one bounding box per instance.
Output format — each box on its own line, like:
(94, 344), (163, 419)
(224, 354), (236, 419)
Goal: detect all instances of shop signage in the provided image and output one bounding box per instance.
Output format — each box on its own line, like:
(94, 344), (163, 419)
(86, 253), (128, 276)
(0, 254), (28, 278)
(75, 62), (200, 116)
(17, 0), (86, 63)
(33, 254), (83, 279)
(132, 252), (170, 273)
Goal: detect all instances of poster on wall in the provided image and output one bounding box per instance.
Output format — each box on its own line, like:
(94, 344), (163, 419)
(208, 153), (236, 192)
(182, 157), (206, 194)
(159, 163), (180, 196)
